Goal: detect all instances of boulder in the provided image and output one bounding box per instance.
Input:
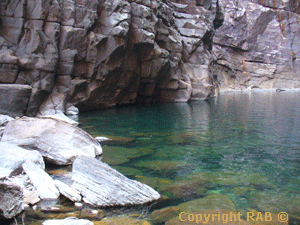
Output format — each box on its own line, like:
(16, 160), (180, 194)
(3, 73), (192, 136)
(1, 117), (102, 165)
(72, 156), (161, 207)
(0, 180), (25, 219)
(0, 84), (32, 117)
(22, 161), (59, 200)
(54, 180), (81, 202)
(43, 218), (94, 225)
(0, 142), (45, 178)
(0, 114), (14, 127)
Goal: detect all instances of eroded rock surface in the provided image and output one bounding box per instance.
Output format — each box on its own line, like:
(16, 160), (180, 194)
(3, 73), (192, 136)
(212, 0), (300, 91)
(0, 0), (299, 112)
(0, 180), (25, 219)
(72, 156), (161, 207)
(1, 117), (102, 165)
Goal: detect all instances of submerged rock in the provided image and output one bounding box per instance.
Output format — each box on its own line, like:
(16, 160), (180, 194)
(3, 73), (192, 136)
(0, 180), (25, 219)
(1, 117), (102, 165)
(182, 171), (274, 189)
(149, 206), (181, 225)
(79, 208), (105, 221)
(135, 176), (174, 190)
(94, 215), (151, 225)
(158, 179), (207, 199)
(72, 156), (160, 207)
(135, 160), (192, 174)
(178, 193), (236, 213)
(102, 146), (153, 166)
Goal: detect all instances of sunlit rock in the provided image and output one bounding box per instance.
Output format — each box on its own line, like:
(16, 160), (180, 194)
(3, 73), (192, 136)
(2, 117), (102, 165)
(72, 156), (160, 207)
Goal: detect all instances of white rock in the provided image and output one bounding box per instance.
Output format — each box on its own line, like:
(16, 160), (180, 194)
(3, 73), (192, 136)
(43, 218), (93, 225)
(54, 180), (82, 202)
(40, 112), (79, 126)
(0, 114), (14, 126)
(22, 161), (59, 200)
(95, 136), (112, 142)
(2, 117), (102, 165)
(72, 156), (161, 207)
(0, 142), (45, 178)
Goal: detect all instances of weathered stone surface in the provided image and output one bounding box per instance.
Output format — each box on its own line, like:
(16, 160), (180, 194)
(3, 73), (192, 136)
(0, 114), (14, 127)
(0, 84), (32, 117)
(54, 180), (82, 202)
(22, 161), (60, 200)
(212, 0), (300, 92)
(72, 156), (161, 207)
(1, 117), (102, 165)
(0, 0), (299, 112)
(0, 180), (25, 219)
(43, 218), (94, 225)
(0, 142), (45, 178)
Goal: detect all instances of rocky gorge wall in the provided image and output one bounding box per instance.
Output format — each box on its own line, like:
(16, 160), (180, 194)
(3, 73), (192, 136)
(212, 0), (300, 91)
(0, 0), (299, 116)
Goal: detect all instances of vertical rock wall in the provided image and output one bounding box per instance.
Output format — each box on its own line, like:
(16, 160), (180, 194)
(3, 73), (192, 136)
(0, 0), (299, 115)
(212, 0), (300, 91)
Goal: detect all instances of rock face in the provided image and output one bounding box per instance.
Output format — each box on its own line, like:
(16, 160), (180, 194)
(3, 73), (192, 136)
(0, 142), (45, 178)
(72, 156), (161, 207)
(0, 0), (218, 115)
(22, 161), (60, 200)
(212, 0), (300, 91)
(1, 117), (102, 165)
(0, 0), (299, 113)
(0, 180), (25, 219)
(0, 84), (32, 117)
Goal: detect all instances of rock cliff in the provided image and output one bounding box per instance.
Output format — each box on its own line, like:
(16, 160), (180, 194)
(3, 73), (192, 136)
(212, 0), (300, 91)
(0, 0), (299, 115)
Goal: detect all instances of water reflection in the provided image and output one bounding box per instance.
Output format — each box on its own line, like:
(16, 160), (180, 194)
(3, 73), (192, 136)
(78, 91), (300, 224)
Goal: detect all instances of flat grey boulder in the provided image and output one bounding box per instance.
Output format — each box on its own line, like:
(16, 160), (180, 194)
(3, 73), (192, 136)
(43, 218), (93, 225)
(0, 142), (45, 178)
(1, 117), (102, 165)
(72, 156), (161, 207)
(0, 84), (32, 117)
(0, 180), (25, 219)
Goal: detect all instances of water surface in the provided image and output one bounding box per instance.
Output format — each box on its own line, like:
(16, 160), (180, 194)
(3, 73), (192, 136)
(78, 91), (300, 224)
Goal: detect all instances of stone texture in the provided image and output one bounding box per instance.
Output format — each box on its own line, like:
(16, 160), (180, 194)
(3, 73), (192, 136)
(0, 142), (45, 178)
(0, 0), (299, 114)
(43, 218), (94, 225)
(0, 180), (25, 219)
(54, 180), (82, 202)
(0, 84), (32, 117)
(1, 117), (102, 165)
(72, 156), (161, 207)
(212, 0), (300, 92)
(0, 114), (14, 127)
(22, 160), (60, 200)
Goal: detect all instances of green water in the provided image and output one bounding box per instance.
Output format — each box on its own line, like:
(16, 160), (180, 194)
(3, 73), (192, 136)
(78, 91), (300, 224)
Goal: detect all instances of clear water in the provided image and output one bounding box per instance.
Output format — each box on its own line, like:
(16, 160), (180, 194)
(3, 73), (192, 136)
(78, 91), (300, 224)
